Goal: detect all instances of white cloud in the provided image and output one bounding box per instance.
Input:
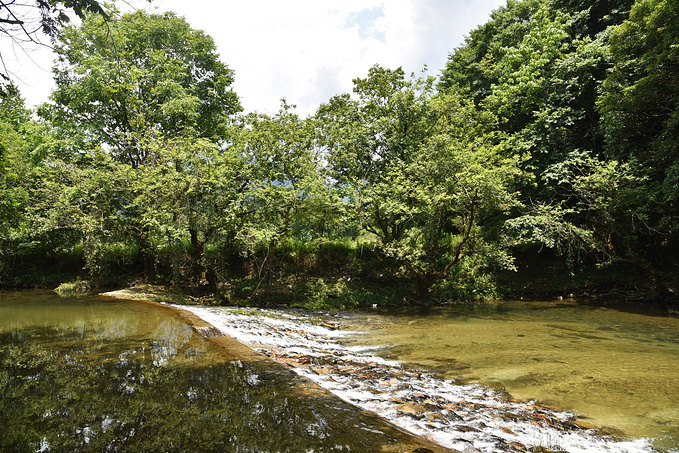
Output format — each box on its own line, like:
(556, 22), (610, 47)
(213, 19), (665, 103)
(1, 0), (506, 116)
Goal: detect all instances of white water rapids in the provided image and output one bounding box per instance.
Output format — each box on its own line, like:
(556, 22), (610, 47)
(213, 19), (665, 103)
(176, 305), (657, 453)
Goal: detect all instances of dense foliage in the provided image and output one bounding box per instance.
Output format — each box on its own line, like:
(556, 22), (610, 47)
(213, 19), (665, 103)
(1, 0), (677, 306)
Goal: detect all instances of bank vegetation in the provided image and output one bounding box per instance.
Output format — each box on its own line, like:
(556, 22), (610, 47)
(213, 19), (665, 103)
(1, 0), (678, 309)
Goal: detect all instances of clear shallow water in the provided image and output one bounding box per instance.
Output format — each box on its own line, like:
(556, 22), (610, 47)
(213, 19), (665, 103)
(0, 291), (438, 452)
(343, 300), (679, 451)
(182, 305), (655, 452)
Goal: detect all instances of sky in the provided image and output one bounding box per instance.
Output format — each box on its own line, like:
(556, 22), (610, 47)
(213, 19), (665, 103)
(1, 0), (506, 116)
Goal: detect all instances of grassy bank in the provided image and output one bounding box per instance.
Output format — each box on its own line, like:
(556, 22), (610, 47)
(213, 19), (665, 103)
(3, 237), (677, 312)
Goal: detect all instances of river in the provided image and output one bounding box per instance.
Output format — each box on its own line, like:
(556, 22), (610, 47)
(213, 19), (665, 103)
(342, 299), (679, 451)
(181, 299), (679, 452)
(3, 290), (677, 452)
(0, 291), (444, 452)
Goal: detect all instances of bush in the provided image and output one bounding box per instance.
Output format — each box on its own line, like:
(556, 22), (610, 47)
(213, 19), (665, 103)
(54, 279), (91, 295)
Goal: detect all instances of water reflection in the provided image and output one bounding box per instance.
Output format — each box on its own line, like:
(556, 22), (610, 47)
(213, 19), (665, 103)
(0, 292), (435, 452)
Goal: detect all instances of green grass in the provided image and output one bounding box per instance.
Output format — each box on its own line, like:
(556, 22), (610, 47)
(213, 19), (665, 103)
(54, 279), (91, 295)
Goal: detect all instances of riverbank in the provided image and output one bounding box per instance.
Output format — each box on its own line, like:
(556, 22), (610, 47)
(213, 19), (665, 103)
(82, 254), (679, 315)
(7, 232), (678, 314)
(101, 287), (659, 452)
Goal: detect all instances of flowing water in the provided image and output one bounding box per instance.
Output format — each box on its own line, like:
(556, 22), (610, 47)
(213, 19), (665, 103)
(342, 299), (679, 451)
(0, 291), (442, 452)
(182, 303), (667, 452)
(5, 290), (676, 452)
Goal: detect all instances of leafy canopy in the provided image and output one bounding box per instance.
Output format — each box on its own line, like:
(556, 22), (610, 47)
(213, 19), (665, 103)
(42, 10), (241, 166)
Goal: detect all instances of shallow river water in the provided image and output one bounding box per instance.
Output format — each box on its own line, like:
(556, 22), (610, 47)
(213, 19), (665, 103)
(0, 291), (443, 452)
(182, 300), (676, 452)
(4, 290), (677, 452)
(342, 300), (679, 451)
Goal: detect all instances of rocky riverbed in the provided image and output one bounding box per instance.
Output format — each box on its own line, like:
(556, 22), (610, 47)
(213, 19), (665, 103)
(176, 305), (656, 453)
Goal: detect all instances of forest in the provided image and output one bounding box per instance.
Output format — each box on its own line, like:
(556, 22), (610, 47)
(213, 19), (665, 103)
(1, 0), (678, 309)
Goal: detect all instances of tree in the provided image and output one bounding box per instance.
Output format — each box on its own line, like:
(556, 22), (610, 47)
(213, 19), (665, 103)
(30, 149), (130, 279)
(440, 0), (632, 186)
(381, 120), (520, 298)
(0, 84), (63, 284)
(318, 66), (434, 245)
(318, 66), (520, 299)
(235, 101), (335, 293)
(599, 0), (679, 242)
(126, 134), (249, 288)
(552, 0), (634, 37)
(505, 151), (637, 267)
(480, 3), (610, 179)
(440, 0), (656, 277)
(0, 84), (29, 280)
(30, 10), (245, 285)
(1, 0), (109, 93)
(439, 0), (543, 104)
(42, 10), (241, 167)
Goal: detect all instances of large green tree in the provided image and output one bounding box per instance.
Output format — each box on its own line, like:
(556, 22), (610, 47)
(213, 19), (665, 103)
(440, 0), (635, 185)
(318, 66), (520, 298)
(31, 10), (245, 285)
(552, 0), (634, 37)
(599, 0), (679, 243)
(42, 10), (241, 166)
(440, 0), (654, 277)
(455, 2), (611, 183)
(0, 85), (30, 280)
(234, 102), (337, 293)
(126, 135), (249, 288)
(439, 0), (543, 104)
(0, 84), (81, 285)
(30, 150), (131, 279)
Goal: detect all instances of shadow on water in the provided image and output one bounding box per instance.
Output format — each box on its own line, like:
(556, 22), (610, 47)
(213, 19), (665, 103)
(0, 291), (441, 452)
(377, 297), (675, 322)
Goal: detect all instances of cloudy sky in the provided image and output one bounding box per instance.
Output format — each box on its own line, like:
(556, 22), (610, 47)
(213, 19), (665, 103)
(1, 0), (505, 116)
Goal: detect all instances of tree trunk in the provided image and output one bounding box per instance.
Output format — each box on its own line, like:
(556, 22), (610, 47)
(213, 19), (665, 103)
(134, 225), (154, 280)
(415, 272), (435, 299)
(189, 227), (204, 284)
